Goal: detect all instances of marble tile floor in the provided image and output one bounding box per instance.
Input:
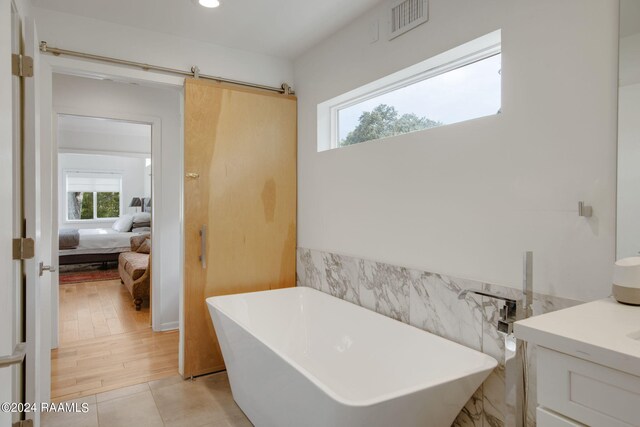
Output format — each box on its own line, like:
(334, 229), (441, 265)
(42, 371), (253, 427)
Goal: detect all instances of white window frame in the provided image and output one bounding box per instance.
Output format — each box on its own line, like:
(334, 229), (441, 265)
(64, 169), (124, 223)
(317, 29), (502, 152)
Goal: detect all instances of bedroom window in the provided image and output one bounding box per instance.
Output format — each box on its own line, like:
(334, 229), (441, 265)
(316, 30), (502, 151)
(65, 171), (123, 221)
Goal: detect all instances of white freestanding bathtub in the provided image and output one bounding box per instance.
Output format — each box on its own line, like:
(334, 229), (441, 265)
(207, 287), (496, 427)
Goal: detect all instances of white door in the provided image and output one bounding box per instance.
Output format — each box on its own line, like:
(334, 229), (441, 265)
(23, 17), (50, 427)
(0, 6), (46, 427)
(0, 3), (26, 427)
(0, 6), (50, 426)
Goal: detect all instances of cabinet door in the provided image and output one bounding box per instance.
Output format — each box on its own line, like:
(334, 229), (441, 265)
(538, 347), (640, 427)
(183, 79), (297, 378)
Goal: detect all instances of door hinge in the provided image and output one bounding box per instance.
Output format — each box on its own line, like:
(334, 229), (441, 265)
(13, 420), (34, 427)
(13, 238), (35, 260)
(11, 54), (34, 78)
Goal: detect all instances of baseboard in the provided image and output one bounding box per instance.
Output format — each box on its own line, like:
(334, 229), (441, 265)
(158, 321), (179, 331)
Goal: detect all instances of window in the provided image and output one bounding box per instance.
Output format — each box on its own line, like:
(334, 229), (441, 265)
(317, 30), (501, 151)
(65, 171), (122, 221)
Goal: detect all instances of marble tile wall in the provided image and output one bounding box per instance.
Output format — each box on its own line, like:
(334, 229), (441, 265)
(296, 248), (580, 427)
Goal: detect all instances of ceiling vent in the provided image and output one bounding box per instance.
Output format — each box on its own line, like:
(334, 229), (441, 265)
(388, 0), (428, 40)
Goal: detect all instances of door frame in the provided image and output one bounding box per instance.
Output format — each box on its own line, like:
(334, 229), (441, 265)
(51, 106), (163, 345)
(39, 55), (185, 369)
(1, 0), (26, 425)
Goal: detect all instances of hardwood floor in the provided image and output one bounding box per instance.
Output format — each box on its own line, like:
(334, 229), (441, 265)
(59, 279), (150, 343)
(52, 280), (179, 402)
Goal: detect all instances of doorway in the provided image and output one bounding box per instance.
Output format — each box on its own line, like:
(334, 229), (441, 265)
(56, 115), (153, 339)
(49, 74), (181, 402)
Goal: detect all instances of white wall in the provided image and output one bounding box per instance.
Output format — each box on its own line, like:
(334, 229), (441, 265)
(294, 0), (619, 301)
(53, 73), (182, 330)
(58, 153), (147, 228)
(56, 116), (152, 228)
(30, 6), (294, 90)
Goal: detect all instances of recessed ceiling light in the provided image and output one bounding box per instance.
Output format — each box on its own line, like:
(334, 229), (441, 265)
(198, 0), (220, 7)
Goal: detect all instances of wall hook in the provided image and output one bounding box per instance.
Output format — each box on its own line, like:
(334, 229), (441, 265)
(578, 201), (592, 217)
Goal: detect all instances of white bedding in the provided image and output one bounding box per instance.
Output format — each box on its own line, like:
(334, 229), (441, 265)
(59, 228), (144, 255)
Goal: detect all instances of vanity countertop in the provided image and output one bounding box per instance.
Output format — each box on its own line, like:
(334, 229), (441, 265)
(514, 297), (640, 377)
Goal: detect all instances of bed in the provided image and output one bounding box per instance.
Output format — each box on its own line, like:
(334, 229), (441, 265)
(59, 228), (149, 265)
(59, 211), (152, 265)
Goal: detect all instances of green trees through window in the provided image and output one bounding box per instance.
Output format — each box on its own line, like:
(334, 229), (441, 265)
(330, 50), (502, 150)
(340, 104), (442, 146)
(97, 192), (120, 218)
(68, 192), (92, 220)
(67, 191), (120, 220)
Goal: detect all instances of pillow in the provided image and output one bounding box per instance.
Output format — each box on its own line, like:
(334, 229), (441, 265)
(132, 221), (151, 229)
(136, 238), (151, 254)
(130, 234), (149, 252)
(132, 212), (151, 224)
(112, 214), (134, 232)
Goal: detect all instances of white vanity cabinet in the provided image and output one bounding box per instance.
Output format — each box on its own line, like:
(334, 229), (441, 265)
(514, 298), (640, 427)
(536, 347), (640, 426)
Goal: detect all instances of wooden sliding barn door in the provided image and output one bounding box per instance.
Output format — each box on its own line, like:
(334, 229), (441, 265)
(183, 79), (297, 378)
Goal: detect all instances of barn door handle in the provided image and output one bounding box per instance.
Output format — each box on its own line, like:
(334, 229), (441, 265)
(199, 225), (207, 269)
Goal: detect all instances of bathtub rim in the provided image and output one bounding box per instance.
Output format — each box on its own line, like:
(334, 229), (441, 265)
(207, 286), (497, 408)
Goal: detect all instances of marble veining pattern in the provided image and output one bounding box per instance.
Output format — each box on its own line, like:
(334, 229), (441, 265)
(358, 259), (410, 323)
(410, 271), (484, 352)
(296, 248), (328, 294)
(296, 247), (580, 427)
(453, 386), (484, 427)
(323, 252), (361, 305)
(480, 296), (507, 427)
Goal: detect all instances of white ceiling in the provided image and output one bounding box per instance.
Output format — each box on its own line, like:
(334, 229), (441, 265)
(31, 0), (380, 59)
